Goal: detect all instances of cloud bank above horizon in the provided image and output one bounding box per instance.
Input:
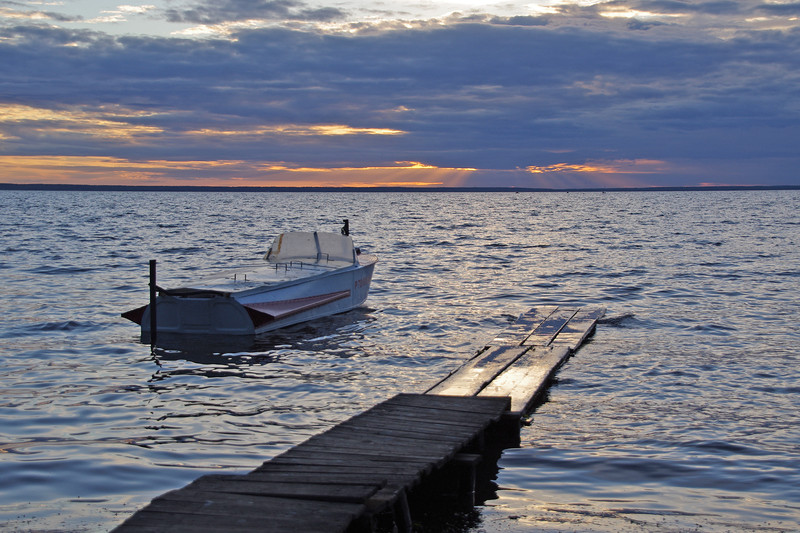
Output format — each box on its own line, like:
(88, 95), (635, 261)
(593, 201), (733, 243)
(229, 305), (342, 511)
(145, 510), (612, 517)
(1, 0), (799, 188)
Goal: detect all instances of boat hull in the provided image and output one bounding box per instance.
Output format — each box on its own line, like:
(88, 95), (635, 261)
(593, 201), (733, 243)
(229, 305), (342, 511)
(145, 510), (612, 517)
(133, 256), (375, 336)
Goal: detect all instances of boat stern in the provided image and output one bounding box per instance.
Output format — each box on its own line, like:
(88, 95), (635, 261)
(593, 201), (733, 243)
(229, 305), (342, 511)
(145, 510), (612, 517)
(136, 294), (257, 336)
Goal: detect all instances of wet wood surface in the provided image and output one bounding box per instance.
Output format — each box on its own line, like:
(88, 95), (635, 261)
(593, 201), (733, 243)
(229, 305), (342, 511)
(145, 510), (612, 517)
(427, 305), (605, 416)
(113, 394), (510, 533)
(114, 305), (604, 532)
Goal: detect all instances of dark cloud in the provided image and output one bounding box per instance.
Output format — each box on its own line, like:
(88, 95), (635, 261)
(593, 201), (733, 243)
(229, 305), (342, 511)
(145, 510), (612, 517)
(164, 0), (345, 24)
(1, 9), (799, 186)
(626, 19), (668, 30)
(490, 15), (550, 27)
(629, 0), (744, 15)
(548, 0), (749, 24)
(755, 2), (800, 16)
(0, 2), (83, 23)
(41, 11), (82, 22)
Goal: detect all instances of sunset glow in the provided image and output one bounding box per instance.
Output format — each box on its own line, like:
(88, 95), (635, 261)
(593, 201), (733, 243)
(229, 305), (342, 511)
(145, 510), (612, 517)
(526, 160), (666, 175)
(0, 156), (475, 187)
(185, 125), (407, 137)
(0, 104), (163, 140)
(1, 0), (798, 188)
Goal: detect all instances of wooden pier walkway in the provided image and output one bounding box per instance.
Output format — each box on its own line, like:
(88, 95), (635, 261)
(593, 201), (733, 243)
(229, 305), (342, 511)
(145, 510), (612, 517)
(427, 305), (605, 416)
(113, 305), (604, 533)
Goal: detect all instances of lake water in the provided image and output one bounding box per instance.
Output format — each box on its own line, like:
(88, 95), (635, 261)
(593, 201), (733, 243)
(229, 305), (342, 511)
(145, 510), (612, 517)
(1, 189), (798, 532)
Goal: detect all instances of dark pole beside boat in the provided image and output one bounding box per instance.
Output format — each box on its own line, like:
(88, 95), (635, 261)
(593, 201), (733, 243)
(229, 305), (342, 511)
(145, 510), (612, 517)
(149, 260), (157, 345)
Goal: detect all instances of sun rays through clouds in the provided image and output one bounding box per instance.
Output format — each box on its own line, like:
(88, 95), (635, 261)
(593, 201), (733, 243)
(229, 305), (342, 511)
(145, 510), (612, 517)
(1, 0), (799, 187)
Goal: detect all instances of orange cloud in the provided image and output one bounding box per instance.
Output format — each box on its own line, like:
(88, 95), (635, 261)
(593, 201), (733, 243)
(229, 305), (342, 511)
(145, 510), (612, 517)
(526, 159), (666, 174)
(0, 104), (405, 144)
(261, 161), (473, 172)
(0, 156), (473, 187)
(251, 161), (475, 187)
(517, 159), (671, 188)
(0, 104), (162, 141)
(185, 124), (406, 137)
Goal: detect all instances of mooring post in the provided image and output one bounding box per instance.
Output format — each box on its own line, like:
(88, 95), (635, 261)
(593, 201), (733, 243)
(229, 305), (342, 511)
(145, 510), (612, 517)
(149, 259), (157, 345)
(392, 489), (412, 533)
(453, 453), (481, 507)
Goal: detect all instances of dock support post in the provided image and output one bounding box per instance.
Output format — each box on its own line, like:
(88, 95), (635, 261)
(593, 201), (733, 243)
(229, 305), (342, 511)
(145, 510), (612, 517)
(453, 453), (481, 507)
(149, 259), (157, 345)
(392, 489), (412, 533)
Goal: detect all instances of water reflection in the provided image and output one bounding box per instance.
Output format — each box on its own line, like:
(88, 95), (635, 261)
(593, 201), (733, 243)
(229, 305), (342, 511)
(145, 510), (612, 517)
(150, 333), (256, 356)
(3, 190), (799, 533)
(146, 308), (377, 362)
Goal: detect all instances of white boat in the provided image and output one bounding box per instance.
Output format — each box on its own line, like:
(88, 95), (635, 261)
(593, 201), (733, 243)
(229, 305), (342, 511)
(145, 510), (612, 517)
(122, 229), (377, 337)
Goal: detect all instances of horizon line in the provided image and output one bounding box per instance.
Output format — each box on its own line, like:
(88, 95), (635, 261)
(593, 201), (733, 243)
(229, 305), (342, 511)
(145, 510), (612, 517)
(2, 183), (799, 193)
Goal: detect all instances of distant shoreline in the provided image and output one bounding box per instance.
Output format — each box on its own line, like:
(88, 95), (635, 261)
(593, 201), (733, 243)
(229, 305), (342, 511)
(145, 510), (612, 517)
(1, 183), (798, 193)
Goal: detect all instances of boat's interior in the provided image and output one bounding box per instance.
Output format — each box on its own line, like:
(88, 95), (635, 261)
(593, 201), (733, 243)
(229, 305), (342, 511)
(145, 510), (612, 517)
(265, 231), (357, 265)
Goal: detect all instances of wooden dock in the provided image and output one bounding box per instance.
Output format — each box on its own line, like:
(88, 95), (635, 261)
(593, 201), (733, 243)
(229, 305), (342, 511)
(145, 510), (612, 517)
(113, 305), (604, 533)
(427, 305), (605, 416)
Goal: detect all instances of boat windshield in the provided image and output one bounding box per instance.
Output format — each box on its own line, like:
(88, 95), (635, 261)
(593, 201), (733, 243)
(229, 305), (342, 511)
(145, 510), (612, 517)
(266, 231), (356, 264)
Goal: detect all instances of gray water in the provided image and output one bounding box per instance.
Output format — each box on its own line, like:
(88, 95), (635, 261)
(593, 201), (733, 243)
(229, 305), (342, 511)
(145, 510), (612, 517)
(0, 190), (798, 532)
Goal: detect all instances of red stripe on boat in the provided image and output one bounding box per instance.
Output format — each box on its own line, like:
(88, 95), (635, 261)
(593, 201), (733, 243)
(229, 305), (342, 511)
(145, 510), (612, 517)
(243, 290), (351, 325)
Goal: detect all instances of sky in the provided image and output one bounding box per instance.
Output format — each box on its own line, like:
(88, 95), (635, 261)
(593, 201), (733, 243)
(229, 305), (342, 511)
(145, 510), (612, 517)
(1, 0), (799, 188)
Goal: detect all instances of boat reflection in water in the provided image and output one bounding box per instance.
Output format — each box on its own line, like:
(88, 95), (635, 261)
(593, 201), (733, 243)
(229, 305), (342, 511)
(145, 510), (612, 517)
(148, 307), (377, 364)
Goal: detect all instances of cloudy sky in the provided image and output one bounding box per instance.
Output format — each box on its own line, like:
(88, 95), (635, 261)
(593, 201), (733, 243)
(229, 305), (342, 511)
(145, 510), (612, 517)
(1, 0), (799, 188)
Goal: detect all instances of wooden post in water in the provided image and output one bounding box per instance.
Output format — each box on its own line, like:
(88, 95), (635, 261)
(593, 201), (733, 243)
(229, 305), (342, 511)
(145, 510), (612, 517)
(149, 259), (157, 345)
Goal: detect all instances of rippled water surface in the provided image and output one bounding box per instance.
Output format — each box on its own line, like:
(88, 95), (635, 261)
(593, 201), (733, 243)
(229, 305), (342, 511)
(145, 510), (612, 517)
(1, 190), (799, 532)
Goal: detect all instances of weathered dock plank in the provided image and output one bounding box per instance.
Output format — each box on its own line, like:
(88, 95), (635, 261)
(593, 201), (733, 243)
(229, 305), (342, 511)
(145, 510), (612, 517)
(118, 489), (365, 533)
(522, 307), (578, 346)
(379, 392), (510, 414)
(330, 415), (486, 437)
(253, 463), (417, 484)
(547, 307), (605, 350)
(426, 305), (604, 416)
(478, 345), (571, 415)
(490, 305), (558, 345)
(425, 346), (529, 396)
(187, 474), (384, 503)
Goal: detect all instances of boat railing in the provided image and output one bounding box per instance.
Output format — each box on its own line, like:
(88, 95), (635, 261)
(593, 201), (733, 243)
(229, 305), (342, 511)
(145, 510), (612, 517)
(158, 287), (230, 298)
(271, 259), (342, 272)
